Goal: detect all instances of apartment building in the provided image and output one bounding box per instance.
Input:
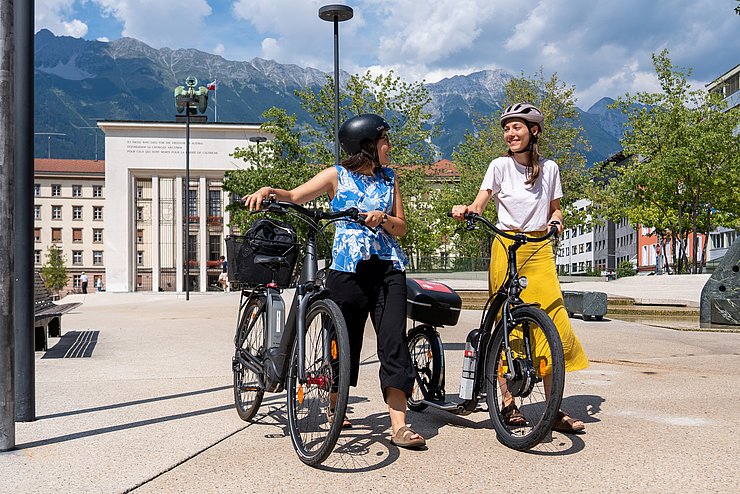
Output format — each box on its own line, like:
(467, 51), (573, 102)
(34, 159), (106, 293)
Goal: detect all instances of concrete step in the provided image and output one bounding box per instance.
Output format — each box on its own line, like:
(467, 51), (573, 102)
(456, 289), (699, 316)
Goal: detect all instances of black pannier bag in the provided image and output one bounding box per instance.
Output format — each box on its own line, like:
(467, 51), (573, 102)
(406, 278), (462, 327)
(227, 218), (299, 288)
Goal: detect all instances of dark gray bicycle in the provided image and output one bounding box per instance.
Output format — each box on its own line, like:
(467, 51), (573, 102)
(228, 199), (363, 466)
(406, 212), (565, 450)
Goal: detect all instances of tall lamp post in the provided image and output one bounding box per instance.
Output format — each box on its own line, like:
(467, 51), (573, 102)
(319, 4), (353, 165)
(175, 76), (208, 300)
(249, 136), (267, 166)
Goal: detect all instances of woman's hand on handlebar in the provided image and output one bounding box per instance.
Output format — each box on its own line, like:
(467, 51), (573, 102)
(450, 204), (474, 221)
(242, 186), (273, 211)
(548, 220), (563, 235)
(359, 210), (385, 228)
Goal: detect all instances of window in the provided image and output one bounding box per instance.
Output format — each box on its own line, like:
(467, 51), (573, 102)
(586, 242), (592, 252)
(72, 228), (83, 243)
(188, 189), (198, 218)
(73, 206), (83, 220)
(72, 251), (83, 265)
(93, 251), (103, 265)
(72, 185), (82, 197)
(93, 206), (103, 220)
(209, 235), (221, 261)
(208, 190), (222, 217)
(51, 228), (62, 242)
(34, 227), (41, 242)
(34, 184), (40, 196)
(137, 251), (144, 265)
(73, 275), (81, 288)
(52, 205), (62, 220)
(137, 229), (144, 243)
(51, 184), (61, 196)
(137, 185), (143, 199)
(93, 229), (103, 243)
(136, 207), (143, 221)
(34, 250), (41, 264)
(34, 205), (41, 219)
(93, 185), (103, 198)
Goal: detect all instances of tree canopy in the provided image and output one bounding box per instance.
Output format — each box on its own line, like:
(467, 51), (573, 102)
(601, 50), (740, 273)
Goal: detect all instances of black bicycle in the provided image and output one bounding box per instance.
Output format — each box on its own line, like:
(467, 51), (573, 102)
(406, 212), (565, 450)
(228, 199), (362, 466)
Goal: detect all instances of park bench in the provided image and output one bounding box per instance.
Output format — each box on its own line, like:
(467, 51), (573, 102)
(562, 290), (608, 321)
(34, 271), (81, 351)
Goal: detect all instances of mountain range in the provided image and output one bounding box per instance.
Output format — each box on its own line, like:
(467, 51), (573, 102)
(34, 29), (624, 164)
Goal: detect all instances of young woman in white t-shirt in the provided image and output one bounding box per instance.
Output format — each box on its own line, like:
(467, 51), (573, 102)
(451, 103), (589, 434)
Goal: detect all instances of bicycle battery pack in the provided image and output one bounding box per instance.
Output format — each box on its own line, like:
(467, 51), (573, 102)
(406, 279), (462, 327)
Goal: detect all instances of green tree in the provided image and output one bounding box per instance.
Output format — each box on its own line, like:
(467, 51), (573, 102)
(603, 50), (740, 273)
(40, 244), (68, 296)
(224, 71), (439, 268)
(447, 69), (592, 259)
(223, 107), (316, 231)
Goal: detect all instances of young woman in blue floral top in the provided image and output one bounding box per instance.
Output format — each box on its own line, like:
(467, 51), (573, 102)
(244, 114), (425, 449)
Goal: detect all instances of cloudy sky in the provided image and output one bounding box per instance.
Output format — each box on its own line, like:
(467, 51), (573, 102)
(36, 0), (739, 109)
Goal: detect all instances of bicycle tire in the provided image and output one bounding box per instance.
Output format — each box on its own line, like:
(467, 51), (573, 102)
(485, 305), (564, 450)
(232, 297), (265, 422)
(407, 325), (445, 411)
(286, 298), (350, 466)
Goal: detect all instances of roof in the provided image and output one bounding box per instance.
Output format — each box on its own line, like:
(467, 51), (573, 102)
(427, 159), (459, 178)
(34, 158), (105, 175)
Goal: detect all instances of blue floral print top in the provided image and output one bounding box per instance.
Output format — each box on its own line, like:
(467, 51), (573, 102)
(329, 165), (408, 273)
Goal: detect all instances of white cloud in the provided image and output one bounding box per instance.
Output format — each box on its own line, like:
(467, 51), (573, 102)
(92, 0), (211, 48)
(213, 43), (225, 56)
(63, 19), (88, 38)
(35, 0), (87, 36)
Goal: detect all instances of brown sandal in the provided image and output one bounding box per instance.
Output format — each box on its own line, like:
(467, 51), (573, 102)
(552, 410), (585, 433)
(501, 403), (527, 426)
(390, 425), (426, 449)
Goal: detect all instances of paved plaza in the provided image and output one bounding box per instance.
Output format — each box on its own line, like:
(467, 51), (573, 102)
(1, 274), (738, 493)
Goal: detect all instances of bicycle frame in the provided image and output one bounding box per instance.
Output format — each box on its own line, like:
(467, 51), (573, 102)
(412, 213), (558, 413)
(237, 200), (360, 392)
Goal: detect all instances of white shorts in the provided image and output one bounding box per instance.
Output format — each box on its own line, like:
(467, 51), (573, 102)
(218, 272), (228, 282)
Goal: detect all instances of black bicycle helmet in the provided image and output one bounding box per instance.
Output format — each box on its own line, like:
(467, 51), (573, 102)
(338, 113), (390, 156)
(499, 103), (544, 130)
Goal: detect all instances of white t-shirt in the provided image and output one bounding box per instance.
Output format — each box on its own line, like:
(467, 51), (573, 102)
(479, 156), (563, 232)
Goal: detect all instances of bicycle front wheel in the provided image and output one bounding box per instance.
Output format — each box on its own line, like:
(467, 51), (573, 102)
(286, 298), (350, 466)
(233, 297), (265, 422)
(485, 305), (564, 450)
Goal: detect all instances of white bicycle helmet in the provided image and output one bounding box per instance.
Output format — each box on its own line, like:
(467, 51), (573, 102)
(499, 103), (544, 130)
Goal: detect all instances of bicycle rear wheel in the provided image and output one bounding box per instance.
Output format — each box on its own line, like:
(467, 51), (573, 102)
(407, 325), (444, 411)
(286, 299), (350, 466)
(485, 305), (564, 450)
(232, 297), (265, 422)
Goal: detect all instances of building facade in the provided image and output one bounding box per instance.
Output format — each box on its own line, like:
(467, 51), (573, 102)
(98, 120), (266, 292)
(34, 159), (106, 293)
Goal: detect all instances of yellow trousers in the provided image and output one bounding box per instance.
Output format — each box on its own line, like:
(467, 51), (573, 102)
(488, 233), (589, 373)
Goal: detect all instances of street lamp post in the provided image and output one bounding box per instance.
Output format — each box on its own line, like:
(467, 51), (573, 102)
(175, 77), (209, 300)
(249, 136), (267, 167)
(319, 4), (353, 165)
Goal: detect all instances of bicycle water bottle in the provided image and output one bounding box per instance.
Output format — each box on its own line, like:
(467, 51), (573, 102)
(459, 328), (481, 400)
(266, 292), (285, 349)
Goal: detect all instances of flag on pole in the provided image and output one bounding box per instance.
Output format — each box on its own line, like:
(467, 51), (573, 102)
(207, 79), (217, 121)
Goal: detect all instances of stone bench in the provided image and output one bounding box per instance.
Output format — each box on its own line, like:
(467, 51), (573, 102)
(562, 290), (608, 321)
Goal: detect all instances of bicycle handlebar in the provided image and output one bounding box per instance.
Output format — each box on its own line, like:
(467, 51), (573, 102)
(262, 198), (363, 224)
(447, 211), (559, 242)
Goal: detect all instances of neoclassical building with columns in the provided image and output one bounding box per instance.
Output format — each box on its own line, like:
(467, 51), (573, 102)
(98, 120), (267, 293)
